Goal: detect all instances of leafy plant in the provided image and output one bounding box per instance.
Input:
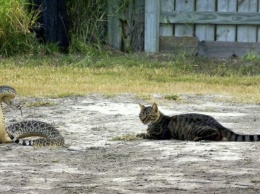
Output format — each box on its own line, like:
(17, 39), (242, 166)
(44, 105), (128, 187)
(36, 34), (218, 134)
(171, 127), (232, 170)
(26, 101), (56, 107)
(66, 0), (108, 54)
(164, 94), (179, 101)
(0, 0), (39, 56)
(112, 134), (138, 141)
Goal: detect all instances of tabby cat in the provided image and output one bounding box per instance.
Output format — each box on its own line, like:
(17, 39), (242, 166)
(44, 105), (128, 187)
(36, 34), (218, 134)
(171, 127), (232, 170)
(137, 103), (260, 141)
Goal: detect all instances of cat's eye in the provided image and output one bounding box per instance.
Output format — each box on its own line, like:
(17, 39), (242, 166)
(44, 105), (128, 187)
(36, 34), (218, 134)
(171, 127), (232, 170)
(140, 111), (146, 117)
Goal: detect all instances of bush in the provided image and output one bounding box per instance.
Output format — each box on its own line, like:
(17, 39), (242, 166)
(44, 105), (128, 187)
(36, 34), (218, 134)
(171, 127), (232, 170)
(0, 0), (39, 56)
(66, 0), (108, 53)
(0, 0), (110, 56)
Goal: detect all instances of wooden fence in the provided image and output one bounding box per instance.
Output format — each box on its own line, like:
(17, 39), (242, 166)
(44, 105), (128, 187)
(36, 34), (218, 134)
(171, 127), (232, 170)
(108, 0), (260, 58)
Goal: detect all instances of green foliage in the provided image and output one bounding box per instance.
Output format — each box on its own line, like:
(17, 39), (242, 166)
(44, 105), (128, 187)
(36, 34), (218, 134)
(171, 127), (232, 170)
(164, 94), (179, 101)
(66, 0), (131, 54)
(26, 101), (56, 107)
(111, 134), (138, 141)
(0, 0), (110, 56)
(0, 0), (39, 56)
(66, 0), (108, 54)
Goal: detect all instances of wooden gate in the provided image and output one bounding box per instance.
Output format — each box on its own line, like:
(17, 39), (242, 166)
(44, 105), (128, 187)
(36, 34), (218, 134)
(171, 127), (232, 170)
(108, 0), (260, 58)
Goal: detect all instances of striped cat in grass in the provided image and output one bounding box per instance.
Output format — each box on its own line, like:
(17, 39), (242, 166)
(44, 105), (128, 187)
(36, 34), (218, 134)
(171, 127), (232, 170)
(137, 103), (260, 141)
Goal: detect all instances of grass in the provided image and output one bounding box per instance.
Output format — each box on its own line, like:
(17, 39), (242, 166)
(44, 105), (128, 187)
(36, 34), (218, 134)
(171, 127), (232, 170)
(251, 179), (260, 184)
(0, 0), (39, 56)
(26, 101), (56, 107)
(66, 0), (107, 53)
(0, 52), (259, 104)
(111, 134), (138, 141)
(164, 94), (179, 101)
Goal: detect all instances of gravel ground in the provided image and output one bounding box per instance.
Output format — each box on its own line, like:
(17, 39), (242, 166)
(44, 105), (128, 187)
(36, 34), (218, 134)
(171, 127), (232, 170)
(0, 94), (260, 194)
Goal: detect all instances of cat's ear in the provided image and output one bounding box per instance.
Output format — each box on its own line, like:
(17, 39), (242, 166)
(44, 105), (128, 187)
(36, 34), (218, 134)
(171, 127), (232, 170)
(138, 103), (145, 110)
(152, 103), (158, 111)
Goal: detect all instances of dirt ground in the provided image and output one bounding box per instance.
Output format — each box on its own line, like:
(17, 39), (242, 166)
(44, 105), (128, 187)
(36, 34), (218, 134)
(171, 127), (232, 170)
(0, 93), (260, 194)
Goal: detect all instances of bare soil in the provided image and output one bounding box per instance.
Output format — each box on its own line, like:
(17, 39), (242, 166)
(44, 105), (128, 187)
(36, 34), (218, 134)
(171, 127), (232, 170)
(1, 94), (260, 194)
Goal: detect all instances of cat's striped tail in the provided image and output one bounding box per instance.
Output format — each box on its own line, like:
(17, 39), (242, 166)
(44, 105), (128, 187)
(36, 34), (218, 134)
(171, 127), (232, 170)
(220, 127), (260, 141)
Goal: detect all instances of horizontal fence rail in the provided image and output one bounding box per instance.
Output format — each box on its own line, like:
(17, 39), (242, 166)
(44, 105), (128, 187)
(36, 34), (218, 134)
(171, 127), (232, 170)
(160, 11), (260, 25)
(108, 0), (260, 57)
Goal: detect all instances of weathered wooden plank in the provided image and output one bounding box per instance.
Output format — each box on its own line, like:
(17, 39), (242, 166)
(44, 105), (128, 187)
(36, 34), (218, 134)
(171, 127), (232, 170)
(131, 0), (145, 51)
(160, 0), (174, 36)
(197, 41), (260, 58)
(108, 0), (122, 49)
(145, 0), (160, 53)
(160, 11), (260, 25)
(216, 0), (236, 42)
(159, 36), (199, 54)
(237, 0), (257, 42)
(258, 0), (260, 42)
(175, 0), (194, 36)
(195, 0), (215, 41)
(258, 27), (260, 42)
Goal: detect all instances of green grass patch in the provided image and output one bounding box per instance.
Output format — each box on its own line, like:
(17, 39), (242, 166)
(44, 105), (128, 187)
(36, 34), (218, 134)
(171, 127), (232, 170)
(111, 134), (138, 141)
(0, 0), (39, 56)
(135, 94), (152, 101)
(164, 94), (179, 101)
(66, 0), (108, 53)
(251, 180), (260, 184)
(1, 53), (259, 104)
(26, 101), (56, 107)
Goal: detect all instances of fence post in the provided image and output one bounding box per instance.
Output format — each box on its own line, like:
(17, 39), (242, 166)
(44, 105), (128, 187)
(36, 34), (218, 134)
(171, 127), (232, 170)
(145, 0), (159, 53)
(131, 0), (145, 51)
(108, 0), (121, 49)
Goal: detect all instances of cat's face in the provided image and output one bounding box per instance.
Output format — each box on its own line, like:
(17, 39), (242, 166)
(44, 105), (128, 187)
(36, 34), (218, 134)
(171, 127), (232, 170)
(138, 103), (160, 124)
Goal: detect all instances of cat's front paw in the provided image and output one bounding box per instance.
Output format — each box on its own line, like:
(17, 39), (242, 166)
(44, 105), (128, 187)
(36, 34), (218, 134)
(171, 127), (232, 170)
(193, 137), (200, 141)
(136, 133), (146, 138)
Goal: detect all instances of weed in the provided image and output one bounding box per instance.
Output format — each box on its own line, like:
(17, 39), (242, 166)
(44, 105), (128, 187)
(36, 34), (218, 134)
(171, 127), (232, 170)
(91, 127), (106, 131)
(103, 153), (129, 159)
(102, 94), (117, 99)
(111, 134), (138, 141)
(26, 101), (56, 107)
(164, 94), (179, 101)
(0, 0), (39, 56)
(251, 180), (260, 184)
(51, 93), (85, 99)
(66, 0), (108, 53)
(135, 94), (152, 101)
(200, 107), (218, 113)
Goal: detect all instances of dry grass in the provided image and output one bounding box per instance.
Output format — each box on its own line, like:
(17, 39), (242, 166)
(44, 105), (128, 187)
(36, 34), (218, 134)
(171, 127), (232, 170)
(111, 134), (138, 141)
(0, 0), (39, 56)
(0, 54), (259, 104)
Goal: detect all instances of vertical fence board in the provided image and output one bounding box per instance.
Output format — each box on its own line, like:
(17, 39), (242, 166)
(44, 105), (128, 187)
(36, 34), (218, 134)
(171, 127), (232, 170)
(195, 0), (215, 41)
(237, 0), (257, 42)
(160, 0), (174, 36)
(145, 0), (160, 53)
(131, 0), (145, 51)
(216, 0), (236, 41)
(107, 0), (260, 55)
(175, 0), (195, 36)
(108, 0), (121, 49)
(258, 0), (260, 42)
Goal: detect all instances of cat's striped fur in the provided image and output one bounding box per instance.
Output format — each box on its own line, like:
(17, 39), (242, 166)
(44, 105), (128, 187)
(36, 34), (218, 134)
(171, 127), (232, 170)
(137, 103), (260, 141)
